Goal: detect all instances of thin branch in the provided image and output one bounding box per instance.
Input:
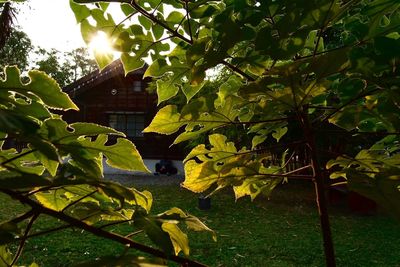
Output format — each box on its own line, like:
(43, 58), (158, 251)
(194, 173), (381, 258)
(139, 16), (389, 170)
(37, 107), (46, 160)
(221, 60), (255, 81)
(99, 218), (132, 229)
(0, 149), (37, 167)
(308, 105), (336, 110)
(62, 190), (98, 213)
(24, 224), (72, 240)
(151, 0), (163, 15)
(184, 0), (193, 43)
(282, 165), (312, 177)
(8, 209), (35, 225)
(311, 0), (336, 60)
(129, 0), (192, 44)
(125, 230), (144, 238)
(111, 11), (137, 36)
(319, 88), (380, 123)
(10, 212), (39, 266)
(1, 189), (207, 267)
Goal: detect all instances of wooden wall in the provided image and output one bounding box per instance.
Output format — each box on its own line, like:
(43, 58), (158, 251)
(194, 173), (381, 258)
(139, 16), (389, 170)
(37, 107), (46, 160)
(63, 71), (183, 160)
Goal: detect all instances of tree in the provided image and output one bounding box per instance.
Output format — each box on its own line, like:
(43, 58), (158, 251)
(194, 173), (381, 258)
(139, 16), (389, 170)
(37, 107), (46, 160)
(0, 0), (399, 266)
(0, 29), (33, 74)
(34, 47), (98, 87)
(69, 0), (400, 266)
(0, 1), (15, 50)
(34, 48), (73, 87)
(66, 47), (98, 82)
(0, 1), (214, 266)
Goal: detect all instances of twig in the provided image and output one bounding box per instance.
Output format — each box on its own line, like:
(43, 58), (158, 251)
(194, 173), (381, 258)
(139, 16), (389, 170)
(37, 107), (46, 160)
(0, 149), (37, 167)
(319, 88), (380, 123)
(184, 0), (193, 43)
(129, 0), (193, 44)
(62, 190), (98, 213)
(221, 61), (255, 81)
(10, 212), (39, 266)
(8, 209), (35, 224)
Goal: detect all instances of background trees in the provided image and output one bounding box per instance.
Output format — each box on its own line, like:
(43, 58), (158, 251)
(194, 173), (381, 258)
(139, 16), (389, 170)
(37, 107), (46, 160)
(34, 47), (98, 87)
(0, 29), (32, 74)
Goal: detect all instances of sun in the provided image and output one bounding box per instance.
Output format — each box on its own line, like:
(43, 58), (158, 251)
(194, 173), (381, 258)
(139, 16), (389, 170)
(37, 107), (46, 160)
(89, 31), (115, 54)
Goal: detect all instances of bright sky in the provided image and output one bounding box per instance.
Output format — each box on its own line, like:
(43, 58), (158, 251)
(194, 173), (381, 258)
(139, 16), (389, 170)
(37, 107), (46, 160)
(17, 0), (86, 52)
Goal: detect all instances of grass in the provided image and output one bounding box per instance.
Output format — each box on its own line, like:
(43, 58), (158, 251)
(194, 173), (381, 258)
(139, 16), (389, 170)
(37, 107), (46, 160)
(1, 181), (399, 266)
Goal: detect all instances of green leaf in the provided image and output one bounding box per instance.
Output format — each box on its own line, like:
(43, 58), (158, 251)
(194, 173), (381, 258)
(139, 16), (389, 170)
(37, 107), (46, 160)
(0, 221), (19, 246)
(93, 50), (115, 71)
(35, 189), (70, 211)
(272, 127), (288, 142)
(80, 19), (97, 44)
(156, 78), (180, 105)
(0, 246), (12, 267)
(143, 105), (185, 135)
(145, 57), (190, 104)
(182, 81), (206, 102)
(70, 0), (91, 23)
(0, 148), (45, 175)
(100, 182), (153, 212)
(162, 223), (189, 256)
(33, 150), (59, 177)
(121, 52), (145, 74)
(0, 67), (78, 110)
(159, 207), (216, 241)
(80, 135), (149, 173)
(120, 3), (135, 16)
(134, 215), (174, 255)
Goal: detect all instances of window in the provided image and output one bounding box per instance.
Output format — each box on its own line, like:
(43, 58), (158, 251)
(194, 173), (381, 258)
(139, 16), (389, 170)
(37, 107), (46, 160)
(108, 113), (145, 137)
(132, 81), (143, 92)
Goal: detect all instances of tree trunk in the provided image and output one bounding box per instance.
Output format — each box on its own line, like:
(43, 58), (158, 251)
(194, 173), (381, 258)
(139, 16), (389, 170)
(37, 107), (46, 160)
(301, 108), (336, 267)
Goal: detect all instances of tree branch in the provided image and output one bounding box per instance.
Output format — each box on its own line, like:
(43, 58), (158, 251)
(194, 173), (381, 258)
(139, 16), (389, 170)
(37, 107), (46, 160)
(1, 189), (207, 267)
(129, 1), (192, 44)
(61, 190), (98, 213)
(221, 60), (255, 81)
(10, 212), (39, 266)
(0, 149), (37, 167)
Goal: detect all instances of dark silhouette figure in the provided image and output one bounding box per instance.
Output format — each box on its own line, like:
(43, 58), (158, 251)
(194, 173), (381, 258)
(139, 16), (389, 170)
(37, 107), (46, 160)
(155, 159), (177, 176)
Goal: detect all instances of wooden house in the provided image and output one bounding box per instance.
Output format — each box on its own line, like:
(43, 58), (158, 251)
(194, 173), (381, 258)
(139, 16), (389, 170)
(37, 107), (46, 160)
(62, 60), (183, 169)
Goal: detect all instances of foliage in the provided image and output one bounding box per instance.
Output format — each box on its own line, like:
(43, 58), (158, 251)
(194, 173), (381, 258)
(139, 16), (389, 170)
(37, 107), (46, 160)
(33, 47), (98, 87)
(70, 0), (400, 265)
(0, 2), (214, 266)
(71, 0), (399, 208)
(0, 29), (32, 75)
(66, 47), (97, 82)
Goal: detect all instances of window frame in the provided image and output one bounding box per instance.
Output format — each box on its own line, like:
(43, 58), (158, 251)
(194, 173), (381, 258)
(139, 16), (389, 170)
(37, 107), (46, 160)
(107, 112), (145, 138)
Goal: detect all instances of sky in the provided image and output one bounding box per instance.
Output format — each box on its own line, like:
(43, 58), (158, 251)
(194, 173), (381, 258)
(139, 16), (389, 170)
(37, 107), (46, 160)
(17, 0), (86, 52)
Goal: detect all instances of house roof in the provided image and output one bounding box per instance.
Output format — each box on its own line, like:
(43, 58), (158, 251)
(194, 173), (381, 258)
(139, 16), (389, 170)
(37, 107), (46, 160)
(63, 59), (145, 97)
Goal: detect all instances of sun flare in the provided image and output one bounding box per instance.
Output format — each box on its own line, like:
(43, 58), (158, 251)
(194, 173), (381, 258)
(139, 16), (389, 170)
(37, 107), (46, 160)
(89, 31), (114, 54)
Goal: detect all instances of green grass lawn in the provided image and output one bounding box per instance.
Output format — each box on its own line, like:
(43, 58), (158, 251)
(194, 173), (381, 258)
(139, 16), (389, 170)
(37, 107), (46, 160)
(1, 181), (399, 267)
